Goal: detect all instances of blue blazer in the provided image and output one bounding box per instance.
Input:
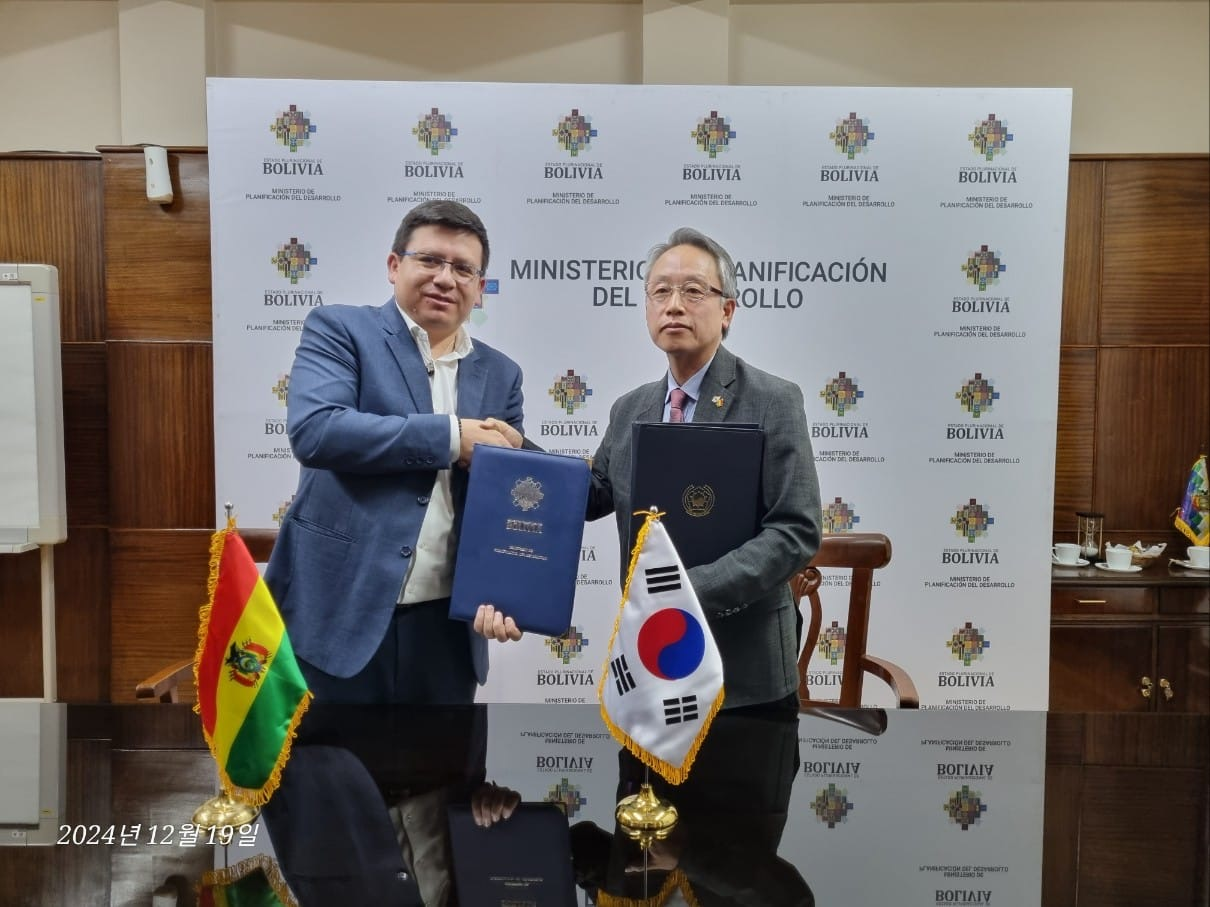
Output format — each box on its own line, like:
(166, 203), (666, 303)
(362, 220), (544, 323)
(264, 301), (525, 682)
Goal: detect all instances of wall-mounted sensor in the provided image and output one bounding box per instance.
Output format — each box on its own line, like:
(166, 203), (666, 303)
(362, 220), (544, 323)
(144, 146), (173, 204)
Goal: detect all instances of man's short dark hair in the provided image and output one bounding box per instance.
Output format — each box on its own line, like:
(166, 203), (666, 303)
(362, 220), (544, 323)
(391, 200), (490, 273)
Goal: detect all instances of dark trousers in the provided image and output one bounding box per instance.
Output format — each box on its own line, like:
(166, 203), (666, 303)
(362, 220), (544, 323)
(298, 597), (476, 705)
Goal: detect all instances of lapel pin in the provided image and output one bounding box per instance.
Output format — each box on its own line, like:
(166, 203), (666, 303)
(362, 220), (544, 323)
(712, 395), (724, 408)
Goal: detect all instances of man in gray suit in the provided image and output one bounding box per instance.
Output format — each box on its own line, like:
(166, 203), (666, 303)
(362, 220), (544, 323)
(265, 201), (524, 705)
(480, 227), (821, 711)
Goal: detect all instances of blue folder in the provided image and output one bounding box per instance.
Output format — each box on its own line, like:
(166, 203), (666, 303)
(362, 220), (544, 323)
(450, 445), (590, 637)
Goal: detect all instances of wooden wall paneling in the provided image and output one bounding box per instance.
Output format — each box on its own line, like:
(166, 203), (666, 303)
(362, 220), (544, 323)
(61, 341), (110, 527)
(1101, 158), (1210, 347)
(109, 749), (215, 904)
(1083, 711), (1210, 766)
(100, 149), (211, 342)
(109, 530), (212, 702)
(54, 528), (111, 702)
(107, 342), (215, 529)
(1093, 346), (1210, 538)
(1042, 762), (1082, 906)
(0, 548), (45, 698)
(0, 155), (105, 342)
(1053, 348), (1098, 534)
(1062, 159), (1103, 347)
(1077, 766), (1206, 907)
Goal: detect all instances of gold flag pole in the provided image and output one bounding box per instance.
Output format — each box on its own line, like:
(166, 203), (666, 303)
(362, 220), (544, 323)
(193, 790), (259, 830)
(615, 765), (678, 850)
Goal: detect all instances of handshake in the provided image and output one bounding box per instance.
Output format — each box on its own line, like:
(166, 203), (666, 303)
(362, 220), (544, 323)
(456, 416), (523, 468)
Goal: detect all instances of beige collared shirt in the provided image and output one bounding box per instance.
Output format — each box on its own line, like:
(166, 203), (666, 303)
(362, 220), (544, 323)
(397, 307), (473, 604)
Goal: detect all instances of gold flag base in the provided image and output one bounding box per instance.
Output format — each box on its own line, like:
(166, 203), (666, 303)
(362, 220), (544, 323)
(615, 783), (678, 849)
(193, 793), (259, 830)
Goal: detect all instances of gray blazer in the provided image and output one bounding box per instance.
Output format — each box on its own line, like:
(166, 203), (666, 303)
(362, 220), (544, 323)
(586, 345), (822, 709)
(264, 301), (525, 683)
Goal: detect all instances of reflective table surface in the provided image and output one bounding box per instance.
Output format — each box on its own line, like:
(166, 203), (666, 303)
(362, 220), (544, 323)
(0, 702), (1063, 906)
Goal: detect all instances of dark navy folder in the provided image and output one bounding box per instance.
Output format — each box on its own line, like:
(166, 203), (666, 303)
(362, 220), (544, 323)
(450, 445), (590, 637)
(630, 422), (764, 568)
(447, 802), (576, 906)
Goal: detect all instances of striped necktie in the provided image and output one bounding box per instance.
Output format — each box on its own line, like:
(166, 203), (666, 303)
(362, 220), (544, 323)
(669, 387), (690, 423)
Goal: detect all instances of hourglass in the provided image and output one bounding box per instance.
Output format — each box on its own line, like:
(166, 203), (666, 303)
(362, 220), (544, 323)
(1075, 511), (1103, 563)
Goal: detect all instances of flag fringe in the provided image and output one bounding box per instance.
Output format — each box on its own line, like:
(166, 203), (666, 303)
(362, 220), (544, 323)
(597, 513), (725, 786)
(596, 868), (701, 907)
(199, 853), (299, 906)
(192, 515), (236, 717)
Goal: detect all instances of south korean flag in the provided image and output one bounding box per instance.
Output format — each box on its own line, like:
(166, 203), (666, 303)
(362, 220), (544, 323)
(599, 513), (725, 784)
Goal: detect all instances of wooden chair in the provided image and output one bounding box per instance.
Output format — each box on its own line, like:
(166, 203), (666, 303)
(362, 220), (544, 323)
(135, 529), (279, 703)
(790, 532), (920, 709)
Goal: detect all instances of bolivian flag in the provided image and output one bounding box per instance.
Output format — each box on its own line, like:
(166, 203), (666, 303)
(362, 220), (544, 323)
(198, 854), (297, 907)
(195, 518), (311, 806)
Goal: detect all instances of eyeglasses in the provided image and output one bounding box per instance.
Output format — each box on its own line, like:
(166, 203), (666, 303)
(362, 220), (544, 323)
(645, 281), (726, 307)
(399, 251), (483, 284)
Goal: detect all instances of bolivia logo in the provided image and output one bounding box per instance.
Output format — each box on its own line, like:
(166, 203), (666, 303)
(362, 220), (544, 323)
(548, 369), (593, 414)
(637, 609), (706, 679)
(969, 114), (1013, 161)
(945, 785), (988, 829)
(820, 371), (864, 416)
(553, 109), (597, 157)
(546, 626), (588, 664)
(272, 373), (290, 406)
(413, 108), (457, 156)
(829, 112), (874, 159)
(962, 244), (1007, 291)
(947, 621), (990, 666)
(818, 620), (846, 665)
(272, 238), (317, 284)
(546, 778), (587, 818)
(951, 498), (994, 542)
(270, 105), (317, 152)
(692, 111), (736, 158)
(823, 497), (860, 534)
(957, 373), (998, 418)
(811, 783), (854, 827)
(225, 640), (271, 687)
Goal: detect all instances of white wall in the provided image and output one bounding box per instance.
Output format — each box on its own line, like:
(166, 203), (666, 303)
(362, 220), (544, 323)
(1, 0), (1207, 153)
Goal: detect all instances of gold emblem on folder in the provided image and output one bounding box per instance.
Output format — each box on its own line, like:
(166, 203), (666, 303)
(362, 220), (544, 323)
(511, 476), (544, 512)
(682, 485), (715, 518)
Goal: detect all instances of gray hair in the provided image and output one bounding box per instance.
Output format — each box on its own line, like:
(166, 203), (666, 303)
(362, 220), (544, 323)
(644, 226), (738, 299)
(645, 226), (737, 338)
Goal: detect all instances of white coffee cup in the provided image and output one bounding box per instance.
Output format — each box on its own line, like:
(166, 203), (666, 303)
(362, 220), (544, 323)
(1052, 542), (1081, 565)
(1105, 545), (1134, 570)
(1188, 545), (1210, 568)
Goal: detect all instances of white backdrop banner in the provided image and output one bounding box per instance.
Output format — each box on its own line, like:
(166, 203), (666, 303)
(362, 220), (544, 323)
(208, 79), (1071, 710)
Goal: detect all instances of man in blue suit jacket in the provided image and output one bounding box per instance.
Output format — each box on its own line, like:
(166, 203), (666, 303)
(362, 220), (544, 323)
(478, 227), (822, 711)
(265, 201), (525, 705)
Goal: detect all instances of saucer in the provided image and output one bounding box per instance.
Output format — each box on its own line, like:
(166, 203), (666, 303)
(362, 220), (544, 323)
(1052, 557), (1089, 567)
(1094, 562), (1142, 574)
(1172, 559), (1210, 572)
